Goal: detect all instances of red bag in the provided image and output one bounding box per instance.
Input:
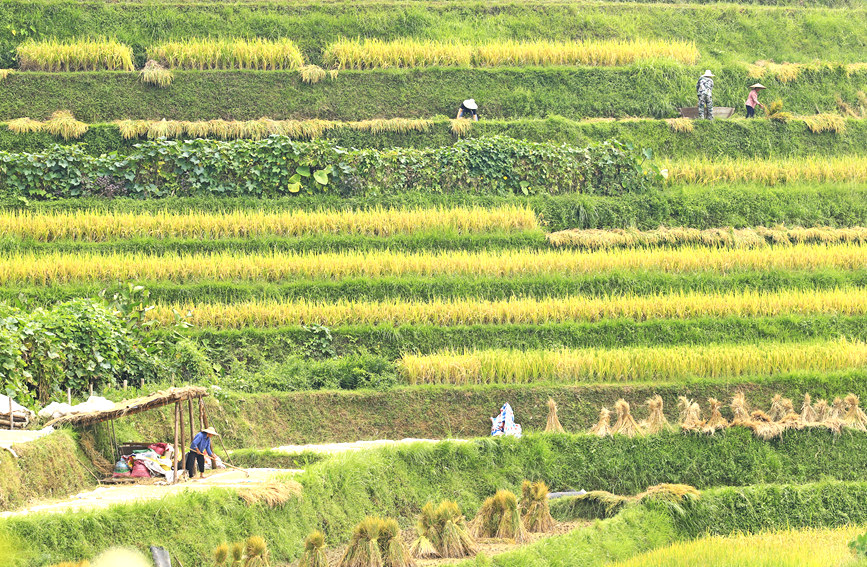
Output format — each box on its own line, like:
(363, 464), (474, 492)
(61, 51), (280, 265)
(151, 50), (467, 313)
(148, 443), (168, 456)
(130, 461), (150, 478)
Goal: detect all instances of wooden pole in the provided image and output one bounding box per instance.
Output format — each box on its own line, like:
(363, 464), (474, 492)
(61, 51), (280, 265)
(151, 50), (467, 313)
(172, 403), (180, 484)
(8, 396), (13, 431)
(200, 397), (210, 429)
(187, 399), (195, 448)
(178, 401), (185, 478)
(67, 388), (71, 405)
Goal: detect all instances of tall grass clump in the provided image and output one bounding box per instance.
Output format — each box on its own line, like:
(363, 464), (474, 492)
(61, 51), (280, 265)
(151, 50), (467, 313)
(140, 59), (173, 88)
(149, 38), (303, 70)
(17, 38), (134, 71)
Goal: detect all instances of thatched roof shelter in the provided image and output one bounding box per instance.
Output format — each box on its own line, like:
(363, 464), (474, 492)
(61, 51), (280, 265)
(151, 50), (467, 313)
(45, 386), (208, 428)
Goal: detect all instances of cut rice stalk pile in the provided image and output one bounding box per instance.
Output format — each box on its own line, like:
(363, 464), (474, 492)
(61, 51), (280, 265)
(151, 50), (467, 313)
(470, 490), (528, 543)
(520, 481), (556, 533)
(801, 393), (818, 424)
(237, 479), (302, 507)
(545, 398), (565, 433)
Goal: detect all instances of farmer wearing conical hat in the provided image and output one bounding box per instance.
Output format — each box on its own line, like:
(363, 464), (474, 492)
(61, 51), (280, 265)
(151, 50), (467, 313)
(696, 70), (715, 120)
(456, 98), (479, 121)
(745, 83), (767, 118)
(185, 427), (219, 479)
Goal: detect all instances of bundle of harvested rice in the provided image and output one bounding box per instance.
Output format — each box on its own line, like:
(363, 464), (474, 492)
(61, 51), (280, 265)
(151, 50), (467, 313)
(769, 394), (794, 422)
(298, 531), (328, 567)
(590, 407), (612, 437)
(701, 398), (728, 434)
(238, 479), (302, 506)
(831, 397), (847, 420)
(779, 411), (804, 430)
(748, 410), (784, 440)
(677, 396), (693, 423)
(844, 393), (867, 432)
(612, 399), (643, 437)
(638, 484), (700, 505)
(380, 518), (415, 567)
(410, 503), (440, 559)
(470, 490), (528, 543)
(244, 536), (269, 567)
(545, 398), (565, 433)
(339, 517), (385, 567)
(814, 399), (831, 422)
(800, 393), (818, 424)
(680, 399), (703, 432)
(731, 392), (751, 425)
(642, 395), (669, 434)
(520, 480), (556, 533)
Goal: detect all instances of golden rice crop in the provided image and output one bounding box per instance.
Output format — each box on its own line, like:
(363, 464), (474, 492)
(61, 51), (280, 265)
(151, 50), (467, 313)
(609, 527), (864, 567)
(2, 243), (864, 283)
(399, 339), (867, 385)
(324, 38), (472, 69)
(17, 38), (134, 71)
(148, 38), (303, 70)
(748, 60), (867, 83)
(547, 226), (867, 249)
(451, 119), (473, 136)
(6, 117), (43, 134)
(665, 118), (694, 133)
(474, 39), (699, 66)
(323, 38), (698, 68)
(0, 205), (535, 242)
(43, 110), (88, 140)
(0, 69), (12, 81)
(668, 156), (867, 185)
(298, 64), (327, 84)
(148, 290), (867, 328)
(140, 59), (173, 88)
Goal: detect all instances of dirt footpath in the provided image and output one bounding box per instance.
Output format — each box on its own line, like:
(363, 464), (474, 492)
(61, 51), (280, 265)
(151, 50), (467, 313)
(1, 467), (298, 518)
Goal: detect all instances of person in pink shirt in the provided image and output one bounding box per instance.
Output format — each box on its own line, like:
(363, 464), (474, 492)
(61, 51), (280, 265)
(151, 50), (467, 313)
(745, 83), (767, 118)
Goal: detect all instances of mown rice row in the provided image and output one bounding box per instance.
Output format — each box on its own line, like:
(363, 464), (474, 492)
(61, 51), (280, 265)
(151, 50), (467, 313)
(1, 245), (863, 284)
(547, 226), (867, 249)
(148, 289), (867, 328)
(323, 38), (699, 68)
(0, 206), (536, 242)
(399, 339), (867, 385)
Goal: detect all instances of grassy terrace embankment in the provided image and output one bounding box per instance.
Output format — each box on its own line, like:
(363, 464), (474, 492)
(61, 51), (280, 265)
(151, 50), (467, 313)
(5, 434), (867, 566)
(2, 66), (864, 121)
(119, 370), (867, 445)
(3, 117), (867, 158)
(1, 1), (864, 68)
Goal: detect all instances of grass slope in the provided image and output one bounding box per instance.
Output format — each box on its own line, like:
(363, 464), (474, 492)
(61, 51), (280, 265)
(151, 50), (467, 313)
(1, 66), (864, 121)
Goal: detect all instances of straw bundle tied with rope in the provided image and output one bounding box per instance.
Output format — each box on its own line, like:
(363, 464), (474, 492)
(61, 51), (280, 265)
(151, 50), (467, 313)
(801, 393), (818, 424)
(731, 392), (751, 425)
(470, 490), (528, 543)
(545, 398), (565, 433)
(590, 407), (612, 437)
(612, 399), (643, 437)
(831, 397), (847, 420)
(520, 481), (556, 533)
(679, 397), (703, 431)
(844, 394), (867, 432)
(769, 395), (795, 422)
(814, 399), (831, 422)
(410, 501), (475, 559)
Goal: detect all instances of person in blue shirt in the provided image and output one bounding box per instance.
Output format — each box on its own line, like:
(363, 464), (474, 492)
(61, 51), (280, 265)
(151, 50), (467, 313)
(185, 427), (219, 479)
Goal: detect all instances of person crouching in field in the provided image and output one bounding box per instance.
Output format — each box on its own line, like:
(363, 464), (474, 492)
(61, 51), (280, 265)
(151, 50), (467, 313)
(745, 83), (767, 118)
(186, 427), (219, 479)
(456, 98), (479, 121)
(697, 70), (715, 120)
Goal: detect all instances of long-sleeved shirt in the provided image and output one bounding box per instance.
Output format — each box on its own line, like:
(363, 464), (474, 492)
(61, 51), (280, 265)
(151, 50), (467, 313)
(190, 432), (213, 455)
(697, 77), (714, 96)
(745, 89), (759, 107)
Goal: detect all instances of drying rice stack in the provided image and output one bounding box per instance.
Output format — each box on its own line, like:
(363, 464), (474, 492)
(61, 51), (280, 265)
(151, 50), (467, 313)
(590, 407), (612, 437)
(470, 490), (528, 543)
(731, 392), (751, 425)
(844, 394), (867, 432)
(520, 481), (556, 533)
(612, 399), (643, 437)
(768, 395), (795, 421)
(642, 395), (669, 434)
(298, 531), (328, 567)
(380, 518), (414, 567)
(339, 517), (385, 567)
(800, 393), (818, 424)
(411, 501), (475, 559)
(701, 398), (729, 434)
(831, 397), (847, 420)
(814, 399), (831, 422)
(679, 397), (703, 431)
(545, 398), (565, 433)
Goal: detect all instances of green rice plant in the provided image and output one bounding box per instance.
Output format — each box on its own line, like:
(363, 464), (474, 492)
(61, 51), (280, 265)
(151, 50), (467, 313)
(470, 490), (528, 543)
(299, 65), (327, 84)
(400, 339), (867, 385)
(6, 117), (43, 134)
(43, 110), (88, 140)
(609, 526), (864, 567)
(804, 113), (847, 134)
(16, 38), (134, 71)
(298, 531), (327, 567)
(148, 38), (303, 70)
(140, 59), (173, 88)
